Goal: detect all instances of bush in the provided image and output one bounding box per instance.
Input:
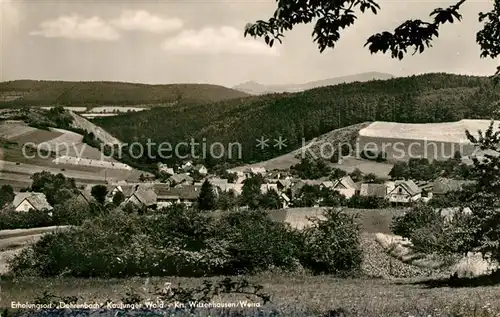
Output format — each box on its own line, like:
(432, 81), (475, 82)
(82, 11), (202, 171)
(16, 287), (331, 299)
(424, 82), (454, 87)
(0, 208), (53, 230)
(300, 208), (362, 276)
(213, 209), (303, 274)
(391, 203), (443, 238)
(8, 207), (363, 278)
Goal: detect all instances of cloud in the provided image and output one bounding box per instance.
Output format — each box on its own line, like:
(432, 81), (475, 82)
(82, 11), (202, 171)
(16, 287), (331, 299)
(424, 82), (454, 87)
(29, 15), (120, 41)
(0, 0), (20, 28)
(110, 10), (183, 33)
(161, 26), (279, 56)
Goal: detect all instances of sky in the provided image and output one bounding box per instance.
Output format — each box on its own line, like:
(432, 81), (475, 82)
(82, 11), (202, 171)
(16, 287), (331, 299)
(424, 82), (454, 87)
(1, 0), (498, 87)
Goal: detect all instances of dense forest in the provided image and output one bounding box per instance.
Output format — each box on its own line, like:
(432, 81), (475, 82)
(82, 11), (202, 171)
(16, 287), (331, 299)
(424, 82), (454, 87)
(92, 73), (500, 166)
(0, 80), (249, 106)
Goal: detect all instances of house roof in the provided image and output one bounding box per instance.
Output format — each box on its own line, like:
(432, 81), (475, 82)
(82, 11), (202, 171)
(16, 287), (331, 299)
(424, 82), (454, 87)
(13, 192), (52, 211)
(130, 189), (157, 206)
(432, 178), (473, 195)
(391, 180), (422, 196)
(78, 189), (93, 202)
(157, 185), (201, 200)
(335, 176), (356, 189)
(194, 164), (206, 170)
(359, 183), (387, 198)
(277, 179), (292, 188)
(170, 173), (193, 184)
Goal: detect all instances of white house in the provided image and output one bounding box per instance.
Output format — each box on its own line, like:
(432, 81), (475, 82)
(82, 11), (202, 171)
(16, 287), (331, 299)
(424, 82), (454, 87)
(12, 192), (52, 212)
(331, 176), (357, 198)
(386, 180), (422, 203)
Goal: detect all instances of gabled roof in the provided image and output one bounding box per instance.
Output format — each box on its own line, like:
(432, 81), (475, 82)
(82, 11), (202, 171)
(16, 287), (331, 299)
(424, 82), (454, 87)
(359, 183), (387, 198)
(390, 180), (422, 196)
(333, 176), (356, 189)
(193, 164), (206, 170)
(13, 192), (52, 211)
(277, 179), (292, 188)
(156, 185), (201, 200)
(169, 173), (193, 184)
(130, 189), (157, 206)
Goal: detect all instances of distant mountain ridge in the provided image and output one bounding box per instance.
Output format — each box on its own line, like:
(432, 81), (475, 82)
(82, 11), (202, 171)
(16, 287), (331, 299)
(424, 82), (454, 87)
(233, 72), (395, 94)
(0, 80), (250, 106)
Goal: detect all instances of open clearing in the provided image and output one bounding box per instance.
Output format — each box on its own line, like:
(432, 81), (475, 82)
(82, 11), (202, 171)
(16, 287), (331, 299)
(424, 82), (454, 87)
(0, 124), (36, 140)
(229, 123), (395, 177)
(357, 120), (500, 161)
(359, 120), (500, 143)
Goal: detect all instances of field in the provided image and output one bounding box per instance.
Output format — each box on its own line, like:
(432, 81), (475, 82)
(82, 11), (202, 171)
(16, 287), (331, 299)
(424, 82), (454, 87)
(357, 120), (499, 161)
(3, 275), (500, 316)
(0, 124), (36, 140)
(229, 122), (393, 178)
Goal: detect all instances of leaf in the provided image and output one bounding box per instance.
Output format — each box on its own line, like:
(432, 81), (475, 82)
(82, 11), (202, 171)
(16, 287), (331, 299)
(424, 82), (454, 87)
(371, 6), (377, 14)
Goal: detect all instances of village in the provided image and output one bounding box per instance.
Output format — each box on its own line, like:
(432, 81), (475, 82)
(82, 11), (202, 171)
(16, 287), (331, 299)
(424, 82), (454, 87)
(9, 158), (469, 213)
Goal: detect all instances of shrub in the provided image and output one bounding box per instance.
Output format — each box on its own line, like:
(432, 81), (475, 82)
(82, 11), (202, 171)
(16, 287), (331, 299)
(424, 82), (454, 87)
(213, 209), (303, 274)
(391, 203), (443, 238)
(8, 207), (363, 278)
(300, 208), (362, 276)
(0, 208), (53, 230)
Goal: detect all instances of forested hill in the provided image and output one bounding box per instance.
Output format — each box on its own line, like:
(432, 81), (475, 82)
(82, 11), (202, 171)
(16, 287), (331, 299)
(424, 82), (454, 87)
(0, 80), (249, 106)
(94, 73), (500, 165)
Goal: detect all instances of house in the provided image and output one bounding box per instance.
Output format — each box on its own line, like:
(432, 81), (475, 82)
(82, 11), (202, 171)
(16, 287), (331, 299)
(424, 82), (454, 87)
(125, 188), (157, 208)
(260, 183), (279, 194)
(331, 176), (357, 198)
(158, 163), (174, 176)
(281, 193), (291, 208)
(156, 185), (201, 208)
(167, 173), (193, 186)
(244, 167), (266, 177)
(432, 178), (474, 197)
(438, 207), (472, 222)
(276, 179), (292, 192)
(12, 192), (52, 212)
(105, 183), (155, 202)
(181, 161), (193, 170)
(75, 189), (93, 205)
(193, 164), (208, 175)
(359, 183), (388, 198)
(195, 178), (243, 196)
(386, 180), (422, 203)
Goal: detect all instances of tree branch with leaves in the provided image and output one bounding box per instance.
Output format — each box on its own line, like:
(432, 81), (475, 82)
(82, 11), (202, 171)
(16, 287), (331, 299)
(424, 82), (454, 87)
(245, 0), (500, 81)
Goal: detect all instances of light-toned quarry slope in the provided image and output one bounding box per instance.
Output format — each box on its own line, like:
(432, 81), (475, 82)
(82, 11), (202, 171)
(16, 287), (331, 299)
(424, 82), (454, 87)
(69, 111), (121, 145)
(359, 120), (500, 143)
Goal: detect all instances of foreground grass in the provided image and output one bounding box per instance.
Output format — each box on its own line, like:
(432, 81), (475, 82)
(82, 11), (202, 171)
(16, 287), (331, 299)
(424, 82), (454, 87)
(2, 273), (500, 316)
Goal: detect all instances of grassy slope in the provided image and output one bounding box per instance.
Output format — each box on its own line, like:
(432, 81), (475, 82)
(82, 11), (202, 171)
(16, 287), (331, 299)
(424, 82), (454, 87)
(94, 73), (500, 165)
(0, 80), (249, 106)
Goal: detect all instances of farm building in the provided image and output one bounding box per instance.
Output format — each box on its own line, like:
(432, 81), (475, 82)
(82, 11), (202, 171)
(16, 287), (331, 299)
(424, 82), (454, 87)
(386, 180), (422, 203)
(359, 183), (387, 198)
(331, 176), (357, 199)
(260, 183), (279, 194)
(167, 173), (193, 186)
(12, 192), (52, 212)
(156, 185), (201, 208)
(125, 188), (157, 208)
(194, 178), (243, 196)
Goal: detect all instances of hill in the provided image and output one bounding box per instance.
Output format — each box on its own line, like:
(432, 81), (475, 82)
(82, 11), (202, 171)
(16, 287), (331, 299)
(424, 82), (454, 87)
(233, 72), (395, 94)
(0, 80), (249, 106)
(93, 73), (500, 166)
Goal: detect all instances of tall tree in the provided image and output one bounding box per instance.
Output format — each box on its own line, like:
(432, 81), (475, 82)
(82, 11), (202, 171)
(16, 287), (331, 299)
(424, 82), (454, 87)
(241, 176), (263, 209)
(198, 180), (217, 211)
(0, 185), (15, 208)
(91, 185), (108, 205)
